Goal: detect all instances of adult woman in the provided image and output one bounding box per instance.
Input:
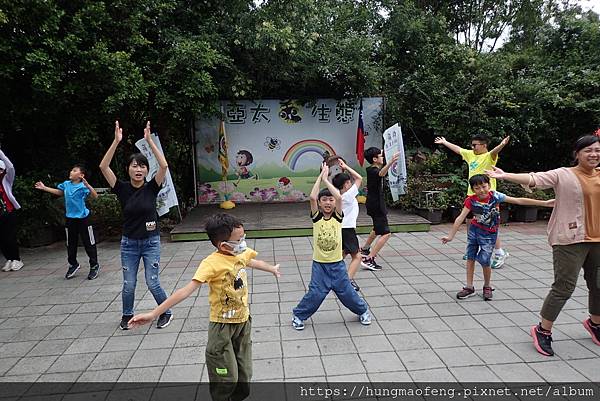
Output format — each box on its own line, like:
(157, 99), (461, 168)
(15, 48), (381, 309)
(0, 148), (23, 271)
(100, 121), (172, 330)
(488, 134), (600, 356)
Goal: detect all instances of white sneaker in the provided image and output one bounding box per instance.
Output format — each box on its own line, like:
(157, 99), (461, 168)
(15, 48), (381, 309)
(2, 260), (12, 272)
(10, 260), (24, 271)
(491, 251), (508, 269)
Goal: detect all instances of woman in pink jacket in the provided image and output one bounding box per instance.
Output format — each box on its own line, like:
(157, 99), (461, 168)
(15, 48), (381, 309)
(488, 134), (600, 357)
(0, 148), (23, 271)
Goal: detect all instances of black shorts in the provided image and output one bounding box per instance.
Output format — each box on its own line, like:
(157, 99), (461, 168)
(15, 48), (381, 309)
(342, 228), (359, 254)
(370, 214), (390, 235)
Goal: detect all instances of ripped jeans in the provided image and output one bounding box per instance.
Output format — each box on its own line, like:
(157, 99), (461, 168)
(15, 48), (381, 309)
(120, 235), (171, 317)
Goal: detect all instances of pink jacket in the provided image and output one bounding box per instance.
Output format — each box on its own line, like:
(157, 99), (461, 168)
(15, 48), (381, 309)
(531, 167), (588, 246)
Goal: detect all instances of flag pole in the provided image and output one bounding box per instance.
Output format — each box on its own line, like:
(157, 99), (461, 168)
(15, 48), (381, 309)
(219, 104), (235, 209)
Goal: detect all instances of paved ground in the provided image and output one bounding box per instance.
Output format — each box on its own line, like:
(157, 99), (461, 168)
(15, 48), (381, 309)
(0, 222), (599, 384)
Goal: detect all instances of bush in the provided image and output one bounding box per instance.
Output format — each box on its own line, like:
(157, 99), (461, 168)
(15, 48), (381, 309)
(89, 193), (123, 240)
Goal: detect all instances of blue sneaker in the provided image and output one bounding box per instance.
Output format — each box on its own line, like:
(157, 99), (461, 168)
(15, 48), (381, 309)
(292, 315), (304, 330)
(462, 254), (468, 260)
(359, 310), (371, 325)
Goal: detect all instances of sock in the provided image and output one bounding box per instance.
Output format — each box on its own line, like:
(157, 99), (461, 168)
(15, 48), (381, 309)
(537, 323), (551, 334)
(590, 319), (600, 328)
(494, 248), (505, 256)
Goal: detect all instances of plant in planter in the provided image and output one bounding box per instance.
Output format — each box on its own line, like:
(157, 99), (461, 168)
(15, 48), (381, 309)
(438, 173), (468, 221)
(415, 190), (449, 224)
(498, 181), (554, 222)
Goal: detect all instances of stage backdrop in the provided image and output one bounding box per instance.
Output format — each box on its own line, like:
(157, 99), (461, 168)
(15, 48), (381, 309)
(195, 98), (383, 204)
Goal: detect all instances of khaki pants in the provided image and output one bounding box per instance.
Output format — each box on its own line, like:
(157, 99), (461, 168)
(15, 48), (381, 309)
(206, 318), (252, 401)
(541, 243), (600, 322)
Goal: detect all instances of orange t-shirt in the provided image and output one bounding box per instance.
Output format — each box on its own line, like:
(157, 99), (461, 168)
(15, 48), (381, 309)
(572, 168), (600, 241)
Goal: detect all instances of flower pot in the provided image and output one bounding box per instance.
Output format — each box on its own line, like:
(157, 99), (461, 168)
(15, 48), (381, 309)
(512, 206), (538, 222)
(416, 208), (443, 225)
(446, 206), (462, 222)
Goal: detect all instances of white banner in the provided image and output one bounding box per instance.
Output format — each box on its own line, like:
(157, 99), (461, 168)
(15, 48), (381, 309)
(383, 123), (407, 201)
(135, 135), (179, 216)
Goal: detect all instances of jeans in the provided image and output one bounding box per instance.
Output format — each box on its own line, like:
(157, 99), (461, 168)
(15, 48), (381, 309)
(466, 225), (498, 268)
(120, 235), (171, 316)
(293, 260), (367, 321)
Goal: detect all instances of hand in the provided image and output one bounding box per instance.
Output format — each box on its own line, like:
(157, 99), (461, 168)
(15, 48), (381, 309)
(441, 236), (452, 244)
(485, 166), (505, 179)
(34, 181), (46, 190)
(144, 121), (151, 141)
(500, 136), (510, 146)
(320, 163), (329, 178)
(272, 263), (281, 278)
(391, 152), (400, 163)
(128, 312), (155, 329)
(114, 121), (123, 143)
(545, 199), (555, 208)
(338, 159), (347, 171)
(434, 136), (446, 145)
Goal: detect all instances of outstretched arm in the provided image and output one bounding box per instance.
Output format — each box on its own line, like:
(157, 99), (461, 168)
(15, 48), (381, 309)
(247, 259), (281, 278)
(434, 137), (462, 155)
(144, 121), (168, 186)
(504, 196), (554, 208)
(442, 207), (471, 244)
(490, 136), (510, 158)
(379, 152), (400, 177)
(486, 166), (533, 187)
(99, 121), (122, 188)
(34, 181), (63, 197)
(339, 159), (362, 188)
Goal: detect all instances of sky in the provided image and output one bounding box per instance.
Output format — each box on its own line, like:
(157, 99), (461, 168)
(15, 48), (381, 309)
(577, 0), (600, 13)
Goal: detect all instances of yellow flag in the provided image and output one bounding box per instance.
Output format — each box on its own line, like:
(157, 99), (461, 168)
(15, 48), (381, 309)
(218, 113), (229, 180)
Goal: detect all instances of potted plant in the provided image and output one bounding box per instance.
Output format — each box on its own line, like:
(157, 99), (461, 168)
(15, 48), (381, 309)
(415, 190), (449, 224)
(438, 173), (468, 222)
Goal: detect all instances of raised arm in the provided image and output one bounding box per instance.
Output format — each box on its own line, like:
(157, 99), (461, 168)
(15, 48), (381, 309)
(434, 136), (462, 155)
(490, 136), (510, 158)
(144, 121), (168, 186)
(321, 169), (343, 212)
(99, 121), (122, 188)
(82, 177), (98, 199)
(309, 164), (325, 213)
(486, 166), (533, 187)
(379, 152), (400, 177)
(339, 159), (362, 188)
(0, 148), (16, 186)
(34, 181), (64, 197)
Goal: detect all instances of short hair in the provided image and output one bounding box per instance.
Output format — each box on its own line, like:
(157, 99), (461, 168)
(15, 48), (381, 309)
(471, 133), (489, 145)
(469, 174), (490, 189)
(332, 173), (351, 190)
(72, 164), (87, 177)
(237, 150), (253, 165)
(205, 213), (244, 247)
(128, 153), (149, 169)
(573, 135), (600, 164)
(325, 155), (345, 167)
(364, 147), (381, 164)
(318, 188), (333, 200)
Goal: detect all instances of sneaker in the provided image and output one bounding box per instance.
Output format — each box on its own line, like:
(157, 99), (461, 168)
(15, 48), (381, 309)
(372, 258), (383, 270)
(582, 318), (600, 346)
(292, 315), (304, 330)
(456, 286), (476, 299)
(2, 260), (13, 271)
(361, 257), (381, 271)
(87, 265), (100, 280)
(491, 250), (509, 269)
(65, 264), (80, 279)
(462, 254), (468, 260)
(359, 310), (371, 325)
(120, 315), (133, 330)
(350, 280), (360, 292)
(10, 260), (24, 271)
(531, 323), (554, 356)
(482, 286), (494, 301)
(360, 247), (370, 257)
(157, 313), (173, 329)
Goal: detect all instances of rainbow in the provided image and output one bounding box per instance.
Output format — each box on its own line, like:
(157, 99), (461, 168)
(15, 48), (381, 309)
(283, 139), (336, 171)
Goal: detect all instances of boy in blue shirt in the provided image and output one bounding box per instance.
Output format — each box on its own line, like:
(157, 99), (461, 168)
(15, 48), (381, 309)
(35, 164), (100, 279)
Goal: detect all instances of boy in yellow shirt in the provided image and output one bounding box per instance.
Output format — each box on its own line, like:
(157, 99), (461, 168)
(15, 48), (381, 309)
(128, 213), (280, 401)
(435, 133), (510, 268)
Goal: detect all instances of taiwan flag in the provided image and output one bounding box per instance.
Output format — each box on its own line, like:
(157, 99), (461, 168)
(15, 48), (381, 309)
(356, 99), (365, 166)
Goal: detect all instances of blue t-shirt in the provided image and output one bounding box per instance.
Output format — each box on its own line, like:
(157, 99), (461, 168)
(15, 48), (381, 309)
(464, 190), (506, 232)
(58, 180), (90, 219)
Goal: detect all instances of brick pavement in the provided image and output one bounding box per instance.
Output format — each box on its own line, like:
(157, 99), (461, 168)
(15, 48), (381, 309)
(0, 222), (599, 384)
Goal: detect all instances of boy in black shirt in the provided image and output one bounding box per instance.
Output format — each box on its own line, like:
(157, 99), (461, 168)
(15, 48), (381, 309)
(360, 147), (399, 270)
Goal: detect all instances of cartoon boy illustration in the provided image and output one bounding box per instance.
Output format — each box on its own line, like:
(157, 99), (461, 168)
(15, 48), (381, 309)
(235, 150), (259, 186)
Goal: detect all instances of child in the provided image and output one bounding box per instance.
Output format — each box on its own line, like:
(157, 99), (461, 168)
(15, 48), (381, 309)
(360, 147), (399, 271)
(435, 134), (510, 268)
(128, 213), (280, 401)
(331, 158), (362, 291)
(35, 165), (99, 279)
(441, 174), (553, 301)
(0, 148), (23, 272)
(292, 163), (371, 330)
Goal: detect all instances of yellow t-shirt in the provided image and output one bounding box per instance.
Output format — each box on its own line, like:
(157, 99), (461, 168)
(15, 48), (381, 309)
(460, 149), (498, 195)
(192, 248), (258, 323)
(312, 210), (343, 263)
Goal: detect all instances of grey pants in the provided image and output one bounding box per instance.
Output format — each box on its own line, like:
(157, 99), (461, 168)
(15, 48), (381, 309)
(541, 243), (600, 322)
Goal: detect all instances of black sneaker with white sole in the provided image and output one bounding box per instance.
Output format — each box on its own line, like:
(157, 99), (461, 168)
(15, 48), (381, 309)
(350, 280), (360, 292)
(120, 315), (133, 330)
(157, 313), (173, 329)
(88, 265), (100, 280)
(65, 264), (80, 279)
(361, 257), (382, 271)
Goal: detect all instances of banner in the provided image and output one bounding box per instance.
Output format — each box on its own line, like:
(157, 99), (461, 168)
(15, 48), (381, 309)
(135, 135), (179, 216)
(383, 123), (407, 201)
(195, 98), (383, 203)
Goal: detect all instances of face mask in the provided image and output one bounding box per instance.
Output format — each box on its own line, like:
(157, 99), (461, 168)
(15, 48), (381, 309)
(224, 235), (247, 255)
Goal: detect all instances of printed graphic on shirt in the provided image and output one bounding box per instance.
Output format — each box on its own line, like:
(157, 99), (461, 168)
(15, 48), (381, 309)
(146, 221), (157, 231)
(465, 191), (506, 232)
(217, 262), (247, 320)
(317, 223), (338, 252)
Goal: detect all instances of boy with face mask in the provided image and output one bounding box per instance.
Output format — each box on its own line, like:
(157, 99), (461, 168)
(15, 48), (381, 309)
(128, 213), (280, 401)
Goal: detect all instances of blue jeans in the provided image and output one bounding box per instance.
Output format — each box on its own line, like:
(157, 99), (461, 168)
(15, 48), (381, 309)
(466, 225), (498, 268)
(120, 235), (171, 316)
(293, 260), (367, 321)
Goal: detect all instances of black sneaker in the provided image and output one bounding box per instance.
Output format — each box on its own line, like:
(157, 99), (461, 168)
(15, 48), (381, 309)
(157, 313), (173, 329)
(120, 315), (133, 330)
(456, 286), (476, 299)
(531, 323), (554, 356)
(360, 247), (370, 257)
(65, 264), (80, 279)
(361, 257), (381, 271)
(88, 265), (100, 280)
(350, 280), (360, 292)
(582, 318), (600, 346)
(372, 257), (383, 270)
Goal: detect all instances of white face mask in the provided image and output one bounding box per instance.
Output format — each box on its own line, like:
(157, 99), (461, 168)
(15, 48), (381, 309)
(224, 235), (247, 255)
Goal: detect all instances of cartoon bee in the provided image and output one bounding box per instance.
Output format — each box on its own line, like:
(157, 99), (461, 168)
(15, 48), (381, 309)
(279, 100), (302, 123)
(264, 137), (281, 151)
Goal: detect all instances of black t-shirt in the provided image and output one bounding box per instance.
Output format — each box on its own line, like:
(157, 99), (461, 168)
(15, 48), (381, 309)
(366, 165), (386, 216)
(112, 178), (161, 239)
